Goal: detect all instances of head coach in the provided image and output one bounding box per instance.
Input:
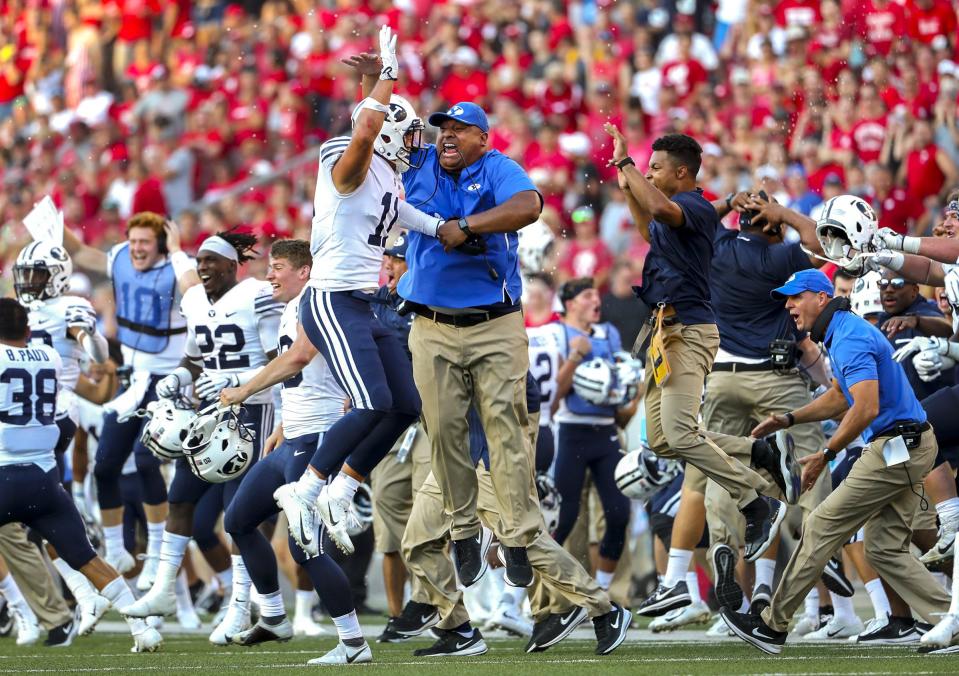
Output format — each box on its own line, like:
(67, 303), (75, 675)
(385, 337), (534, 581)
(397, 102), (544, 588)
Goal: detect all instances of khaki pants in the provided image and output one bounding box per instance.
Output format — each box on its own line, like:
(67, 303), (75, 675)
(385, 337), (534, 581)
(764, 428), (950, 631)
(370, 423), (432, 554)
(645, 322), (770, 509)
(410, 311), (540, 546)
(701, 370), (828, 547)
(0, 523), (71, 629)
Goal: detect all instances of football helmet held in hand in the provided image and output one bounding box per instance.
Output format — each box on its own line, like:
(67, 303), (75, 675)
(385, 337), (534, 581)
(615, 448), (682, 501)
(140, 397), (197, 460)
(182, 404), (255, 483)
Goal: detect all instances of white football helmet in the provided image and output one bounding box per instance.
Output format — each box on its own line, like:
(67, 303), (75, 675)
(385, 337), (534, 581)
(535, 473), (561, 534)
(572, 358), (617, 406)
(182, 405), (255, 483)
(139, 397), (197, 460)
(614, 448), (682, 501)
(517, 218), (555, 275)
(815, 195), (879, 276)
(14, 240), (73, 304)
(353, 94), (425, 172)
(850, 270), (883, 318)
(612, 351), (644, 403)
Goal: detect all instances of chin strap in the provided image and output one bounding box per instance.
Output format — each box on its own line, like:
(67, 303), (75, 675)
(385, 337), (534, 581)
(810, 296), (852, 344)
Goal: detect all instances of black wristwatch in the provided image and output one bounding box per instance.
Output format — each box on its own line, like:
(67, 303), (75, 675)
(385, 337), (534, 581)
(458, 217), (473, 237)
(615, 156), (635, 170)
(725, 192), (735, 211)
(823, 447), (837, 462)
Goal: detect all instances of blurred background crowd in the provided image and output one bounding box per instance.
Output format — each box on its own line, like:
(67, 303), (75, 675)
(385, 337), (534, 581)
(2, 0), (959, 331)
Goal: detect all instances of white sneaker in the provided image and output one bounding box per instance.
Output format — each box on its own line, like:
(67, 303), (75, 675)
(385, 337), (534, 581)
(146, 615), (164, 630)
(650, 601), (711, 633)
(136, 555), (159, 592)
(307, 640), (373, 665)
(177, 606), (203, 630)
(12, 606), (40, 646)
(78, 594), (111, 636)
(119, 584), (177, 618)
(274, 483), (319, 558)
(485, 605), (533, 637)
(105, 549), (136, 576)
(921, 613), (959, 647)
(211, 591), (232, 628)
(791, 613), (820, 636)
(131, 626), (163, 653)
(209, 603), (251, 646)
(849, 615), (889, 643)
(316, 486), (356, 555)
(921, 520), (959, 566)
(803, 615), (864, 640)
(292, 614), (328, 637)
(705, 615), (733, 637)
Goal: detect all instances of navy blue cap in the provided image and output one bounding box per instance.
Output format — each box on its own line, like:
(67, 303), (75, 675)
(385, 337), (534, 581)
(428, 102), (489, 132)
(771, 269), (834, 300)
(385, 234), (408, 259)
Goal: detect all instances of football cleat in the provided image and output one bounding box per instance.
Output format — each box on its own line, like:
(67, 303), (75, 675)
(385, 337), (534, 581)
(105, 549), (136, 576)
(77, 594), (111, 636)
(131, 626), (163, 653)
(119, 586), (177, 618)
(485, 604), (533, 637)
(635, 581), (690, 617)
(209, 603), (251, 646)
(232, 617), (293, 646)
(292, 613), (328, 637)
(12, 607), (40, 646)
(136, 554), (159, 592)
(176, 606), (202, 631)
(274, 483), (319, 558)
(316, 485), (356, 555)
(649, 601), (711, 633)
(803, 615), (864, 640)
(307, 640), (373, 664)
(920, 613), (959, 648)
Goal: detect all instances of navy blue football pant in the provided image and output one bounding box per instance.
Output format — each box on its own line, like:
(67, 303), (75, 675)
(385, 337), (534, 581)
(224, 432), (354, 617)
(94, 375), (167, 509)
(119, 472), (147, 553)
(553, 422), (630, 561)
(0, 464), (97, 570)
(922, 385), (959, 468)
(535, 423), (555, 473)
(300, 288), (420, 478)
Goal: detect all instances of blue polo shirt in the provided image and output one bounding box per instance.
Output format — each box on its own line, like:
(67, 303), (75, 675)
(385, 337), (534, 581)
(874, 296), (954, 400)
(824, 310), (926, 442)
(634, 189), (717, 325)
(398, 145), (540, 309)
(711, 230), (812, 358)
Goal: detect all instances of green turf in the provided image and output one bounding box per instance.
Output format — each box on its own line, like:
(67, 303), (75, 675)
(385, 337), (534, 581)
(2, 633), (959, 675)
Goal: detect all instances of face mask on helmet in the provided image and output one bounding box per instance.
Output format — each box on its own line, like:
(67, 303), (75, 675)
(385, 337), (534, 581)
(14, 264), (53, 303)
(355, 96), (426, 172)
(13, 242), (72, 304)
(815, 195), (879, 266)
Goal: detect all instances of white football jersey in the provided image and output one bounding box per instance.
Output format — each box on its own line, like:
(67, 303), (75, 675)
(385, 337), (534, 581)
(528, 323), (562, 426)
(277, 290), (346, 438)
(309, 136), (402, 291)
(181, 278), (282, 405)
(26, 295), (94, 393)
(0, 342), (61, 471)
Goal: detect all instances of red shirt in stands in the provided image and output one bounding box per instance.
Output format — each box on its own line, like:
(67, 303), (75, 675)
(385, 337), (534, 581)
(906, 143), (946, 202)
(856, 0), (907, 57)
(132, 176), (167, 215)
(774, 0), (821, 27)
(109, 0), (162, 43)
(851, 116), (887, 163)
(807, 164), (846, 195)
(558, 240), (614, 290)
(907, 0), (957, 44)
(660, 59), (708, 102)
(0, 56), (29, 104)
(872, 187), (922, 234)
(438, 70), (489, 108)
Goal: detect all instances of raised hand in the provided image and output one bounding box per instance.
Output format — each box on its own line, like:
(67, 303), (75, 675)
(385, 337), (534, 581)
(379, 25), (398, 81)
(604, 122), (629, 167)
(342, 52), (383, 76)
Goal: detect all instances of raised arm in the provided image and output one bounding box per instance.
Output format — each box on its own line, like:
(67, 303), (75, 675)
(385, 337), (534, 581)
(607, 124), (652, 241)
(62, 225), (108, 274)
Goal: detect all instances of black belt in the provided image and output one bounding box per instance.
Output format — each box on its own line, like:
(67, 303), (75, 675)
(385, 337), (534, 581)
(418, 304), (521, 327)
(875, 421), (931, 439)
(712, 361), (775, 373)
(117, 317), (188, 337)
(646, 314), (680, 327)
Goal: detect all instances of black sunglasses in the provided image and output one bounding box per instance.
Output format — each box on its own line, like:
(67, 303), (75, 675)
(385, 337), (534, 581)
(877, 278), (907, 290)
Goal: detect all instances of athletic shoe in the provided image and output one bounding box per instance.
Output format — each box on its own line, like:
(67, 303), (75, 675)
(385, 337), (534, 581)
(176, 605), (202, 630)
(743, 497), (786, 562)
(43, 617), (77, 647)
(119, 585), (177, 618)
(706, 615), (734, 637)
(105, 549), (136, 576)
(211, 592), (232, 627)
(12, 607), (40, 646)
(485, 604), (533, 637)
(710, 543), (744, 610)
(130, 626), (163, 653)
(390, 600), (439, 637)
(803, 615), (864, 640)
(451, 529), (493, 588)
(750, 584), (772, 618)
(308, 640), (373, 664)
(496, 545), (533, 588)
(0, 603), (11, 637)
(752, 432), (800, 505)
(821, 556), (854, 597)
(720, 606), (786, 655)
(849, 615), (888, 642)
(77, 594), (111, 636)
(850, 615), (924, 644)
(921, 644), (959, 654)
(920, 613), (959, 648)
(593, 604), (632, 655)
(649, 601), (711, 632)
(636, 580), (690, 617)
(292, 614), (327, 637)
(208, 603), (251, 646)
(316, 485), (357, 555)
(413, 628), (488, 657)
(232, 617), (293, 646)
(376, 618), (406, 643)
(525, 606), (587, 652)
(274, 483), (319, 557)
(136, 554), (159, 592)
(921, 519), (959, 568)
(791, 612), (820, 636)
(308, 640), (373, 665)
(146, 615), (164, 630)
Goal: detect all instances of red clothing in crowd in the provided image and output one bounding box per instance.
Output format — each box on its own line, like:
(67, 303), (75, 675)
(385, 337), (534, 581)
(905, 143), (947, 203)
(907, 0), (957, 44)
(558, 240), (614, 289)
(856, 0), (907, 57)
(109, 0), (162, 43)
(132, 176), (167, 215)
(439, 70), (489, 107)
(807, 164), (846, 195)
(851, 116), (887, 163)
(774, 0), (822, 27)
(0, 56), (30, 104)
(872, 187), (922, 234)
(661, 59), (708, 102)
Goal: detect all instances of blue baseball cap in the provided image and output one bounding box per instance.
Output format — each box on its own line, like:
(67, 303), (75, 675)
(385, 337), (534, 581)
(771, 269), (834, 300)
(428, 102), (489, 132)
(385, 234), (408, 259)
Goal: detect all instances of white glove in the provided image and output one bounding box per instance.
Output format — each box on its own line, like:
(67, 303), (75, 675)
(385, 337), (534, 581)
(65, 304), (97, 335)
(71, 483), (95, 523)
(866, 249), (905, 272)
(379, 25), (398, 81)
(893, 335), (953, 363)
(944, 267), (959, 311)
(914, 348), (956, 382)
(155, 366), (192, 399)
(195, 372), (239, 401)
(875, 227), (904, 251)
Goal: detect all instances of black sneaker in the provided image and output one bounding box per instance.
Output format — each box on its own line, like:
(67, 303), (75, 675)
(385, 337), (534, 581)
(750, 584), (772, 618)
(742, 496), (786, 562)
(377, 617), (409, 643)
(451, 529), (493, 588)
(853, 615), (924, 644)
(496, 545), (533, 588)
(593, 604), (632, 655)
(710, 543), (744, 610)
(636, 580), (690, 617)
(821, 556), (854, 597)
(720, 606), (786, 655)
(751, 433), (800, 505)
(391, 600), (439, 637)
(524, 606), (587, 653)
(0, 604), (12, 637)
(232, 617), (293, 646)
(413, 628), (488, 657)
(43, 617), (77, 648)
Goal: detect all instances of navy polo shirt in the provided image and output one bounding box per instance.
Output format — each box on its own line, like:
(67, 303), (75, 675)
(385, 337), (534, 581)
(874, 296), (954, 400)
(824, 310), (927, 442)
(710, 230), (812, 359)
(634, 189), (717, 325)
(398, 145), (541, 309)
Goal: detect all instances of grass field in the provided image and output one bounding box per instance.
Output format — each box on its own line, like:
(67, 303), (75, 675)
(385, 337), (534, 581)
(3, 622), (959, 675)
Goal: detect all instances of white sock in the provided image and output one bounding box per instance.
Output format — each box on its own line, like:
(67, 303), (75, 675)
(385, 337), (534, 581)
(686, 572), (702, 604)
(230, 555), (251, 606)
(0, 573), (37, 624)
(804, 588), (819, 618)
(595, 569), (614, 591)
(154, 532), (190, 593)
(327, 473), (360, 504)
(219, 565), (234, 592)
(663, 548), (693, 588)
(936, 497), (959, 525)
(296, 471), (326, 503)
(103, 524), (125, 558)
(830, 591), (856, 623)
(295, 590), (315, 620)
(864, 578), (891, 620)
(175, 571), (195, 615)
(102, 577), (149, 636)
(51, 558), (97, 604)
(258, 590), (285, 618)
(331, 610), (363, 641)
(738, 596), (750, 613)
(146, 521), (166, 559)
(754, 558), (776, 591)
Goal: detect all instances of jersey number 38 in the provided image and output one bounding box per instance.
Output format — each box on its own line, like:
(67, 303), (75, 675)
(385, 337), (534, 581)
(0, 368), (57, 425)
